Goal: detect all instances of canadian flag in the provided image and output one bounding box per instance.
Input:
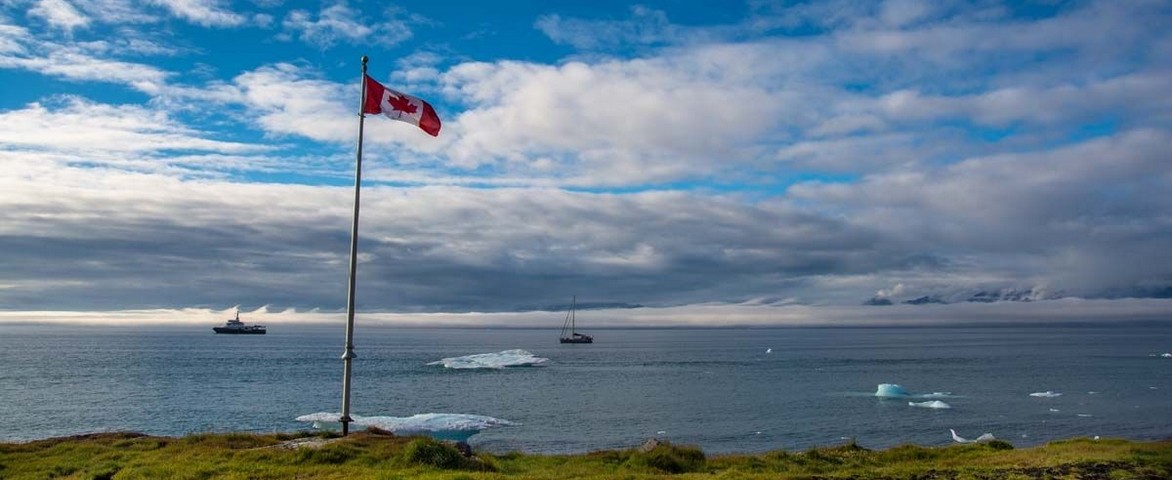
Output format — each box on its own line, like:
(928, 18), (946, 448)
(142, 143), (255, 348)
(362, 75), (441, 137)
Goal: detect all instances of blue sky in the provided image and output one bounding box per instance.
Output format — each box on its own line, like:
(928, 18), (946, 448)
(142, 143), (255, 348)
(1, 0), (1170, 324)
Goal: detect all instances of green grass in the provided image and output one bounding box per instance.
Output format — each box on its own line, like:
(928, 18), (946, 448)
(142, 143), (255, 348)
(1, 430), (1169, 479)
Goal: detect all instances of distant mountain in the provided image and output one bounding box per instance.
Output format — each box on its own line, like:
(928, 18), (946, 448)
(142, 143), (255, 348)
(521, 301), (645, 312)
(903, 296), (946, 305)
(863, 282), (1172, 306)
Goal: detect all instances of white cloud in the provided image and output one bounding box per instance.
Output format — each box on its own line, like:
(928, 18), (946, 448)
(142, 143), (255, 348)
(535, 6), (684, 50)
(281, 2), (412, 48)
(148, 0), (245, 27)
(28, 0), (90, 31)
(0, 27), (169, 92)
(1, 298), (1168, 327)
(0, 96), (267, 156)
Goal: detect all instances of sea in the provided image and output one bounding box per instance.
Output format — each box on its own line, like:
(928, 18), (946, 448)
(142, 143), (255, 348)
(1, 322), (1169, 454)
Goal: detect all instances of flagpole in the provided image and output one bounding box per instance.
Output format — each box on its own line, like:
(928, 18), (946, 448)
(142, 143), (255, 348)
(340, 55), (369, 436)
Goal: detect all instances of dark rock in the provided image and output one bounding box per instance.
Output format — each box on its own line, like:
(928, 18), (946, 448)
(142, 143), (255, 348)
(640, 438), (662, 453)
(442, 440), (474, 457)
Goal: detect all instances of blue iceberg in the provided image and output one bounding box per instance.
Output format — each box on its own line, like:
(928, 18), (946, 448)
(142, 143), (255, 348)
(427, 349), (548, 369)
(876, 384), (956, 399)
(295, 412), (514, 442)
(875, 384), (911, 398)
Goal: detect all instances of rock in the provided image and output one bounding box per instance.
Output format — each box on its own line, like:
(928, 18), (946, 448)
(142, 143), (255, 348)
(443, 440), (474, 457)
(640, 438), (662, 453)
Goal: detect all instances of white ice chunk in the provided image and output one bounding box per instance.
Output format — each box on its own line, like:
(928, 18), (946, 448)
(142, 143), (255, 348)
(950, 429), (995, 443)
(765, 348), (772, 353)
(295, 412), (344, 429)
(1161, 353), (1171, 358)
(1029, 391), (1062, 398)
(875, 384), (911, 398)
(295, 412), (343, 423)
(920, 392), (953, 399)
(359, 414), (514, 442)
(427, 349), (548, 369)
(1049, 408), (1060, 412)
(296, 412), (514, 442)
(909, 400), (951, 409)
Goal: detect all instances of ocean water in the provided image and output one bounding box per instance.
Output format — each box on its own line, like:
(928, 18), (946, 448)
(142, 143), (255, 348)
(0, 322), (1169, 454)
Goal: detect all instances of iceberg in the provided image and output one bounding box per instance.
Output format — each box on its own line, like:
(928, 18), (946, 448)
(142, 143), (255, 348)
(427, 349), (548, 369)
(875, 384), (911, 398)
(295, 412), (514, 442)
(1029, 391), (1062, 398)
(950, 429), (995, 443)
(920, 392), (953, 399)
(909, 400), (951, 409)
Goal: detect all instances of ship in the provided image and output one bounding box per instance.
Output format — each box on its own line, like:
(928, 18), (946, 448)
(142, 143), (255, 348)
(213, 310), (266, 334)
(558, 296), (593, 344)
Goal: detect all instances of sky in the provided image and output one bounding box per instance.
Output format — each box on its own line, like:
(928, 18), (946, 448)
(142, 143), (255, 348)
(1, 0), (1170, 325)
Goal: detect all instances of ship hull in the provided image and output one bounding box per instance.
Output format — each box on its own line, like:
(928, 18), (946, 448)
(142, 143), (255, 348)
(559, 337), (592, 344)
(213, 328), (266, 334)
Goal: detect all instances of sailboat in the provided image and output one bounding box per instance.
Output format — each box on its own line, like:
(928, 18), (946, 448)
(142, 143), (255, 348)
(559, 296), (593, 344)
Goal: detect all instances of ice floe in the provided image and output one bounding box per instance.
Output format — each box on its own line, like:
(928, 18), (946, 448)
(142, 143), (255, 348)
(295, 412), (514, 442)
(950, 429), (995, 443)
(1029, 391), (1062, 398)
(875, 383), (911, 398)
(875, 384), (956, 399)
(909, 400), (951, 409)
(427, 349), (548, 369)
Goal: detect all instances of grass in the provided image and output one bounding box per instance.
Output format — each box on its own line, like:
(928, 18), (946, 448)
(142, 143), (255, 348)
(1, 430), (1169, 479)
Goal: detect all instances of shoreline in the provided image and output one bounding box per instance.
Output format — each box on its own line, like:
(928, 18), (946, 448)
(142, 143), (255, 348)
(3, 430), (1170, 479)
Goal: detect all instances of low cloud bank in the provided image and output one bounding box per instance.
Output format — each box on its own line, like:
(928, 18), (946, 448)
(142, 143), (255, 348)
(0, 298), (1168, 327)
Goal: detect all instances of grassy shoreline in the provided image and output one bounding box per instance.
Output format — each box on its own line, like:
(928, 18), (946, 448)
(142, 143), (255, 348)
(2, 430), (1169, 479)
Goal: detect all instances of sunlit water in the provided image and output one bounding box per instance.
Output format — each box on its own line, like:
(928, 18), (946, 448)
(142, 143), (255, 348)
(1, 322), (1169, 453)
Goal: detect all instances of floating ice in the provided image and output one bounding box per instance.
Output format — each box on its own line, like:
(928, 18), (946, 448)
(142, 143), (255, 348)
(295, 412), (514, 442)
(1049, 408), (1061, 412)
(875, 384), (911, 398)
(1029, 391), (1062, 398)
(909, 400), (951, 409)
(765, 348), (772, 353)
(950, 429), (995, 443)
(427, 349), (548, 369)
(875, 384), (956, 399)
(1161, 353), (1171, 358)
(295, 412), (344, 429)
(1077, 414), (1093, 417)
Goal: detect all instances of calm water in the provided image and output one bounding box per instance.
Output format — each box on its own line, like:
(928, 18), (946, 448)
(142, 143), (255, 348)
(0, 323), (1169, 453)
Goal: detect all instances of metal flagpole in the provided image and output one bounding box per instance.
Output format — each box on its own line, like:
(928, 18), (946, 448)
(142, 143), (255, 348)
(340, 55), (369, 436)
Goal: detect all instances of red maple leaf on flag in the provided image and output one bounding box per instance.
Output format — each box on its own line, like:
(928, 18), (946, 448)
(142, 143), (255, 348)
(386, 93), (418, 115)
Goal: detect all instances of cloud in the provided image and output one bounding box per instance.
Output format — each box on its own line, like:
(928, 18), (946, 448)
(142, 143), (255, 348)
(535, 6), (688, 51)
(437, 46), (797, 185)
(28, 0), (90, 31)
(280, 2), (413, 49)
(789, 129), (1172, 298)
(147, 0), (245, 27)
(0, 96), (267, 157)
(0, 24), (169, 92)
(1, 298), (1168, 327)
